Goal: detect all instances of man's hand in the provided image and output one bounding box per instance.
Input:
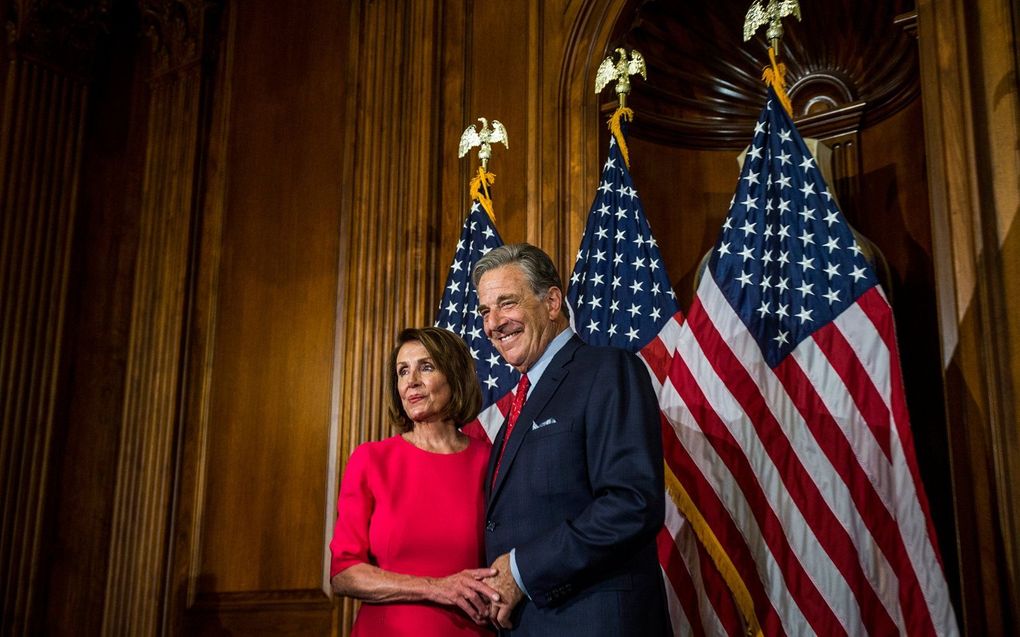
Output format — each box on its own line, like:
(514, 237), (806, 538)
(425, 568), (500, 625)
(483, 552), (525, 629)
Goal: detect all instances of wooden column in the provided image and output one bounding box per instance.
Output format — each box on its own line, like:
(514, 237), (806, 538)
(917, 0), (1020, 634)
(0, 1), (107, 633)
(337, 0), (443, 477)
(100, 1), (221, 633)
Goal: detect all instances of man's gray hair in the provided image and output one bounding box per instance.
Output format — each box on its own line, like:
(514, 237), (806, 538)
(472, 243), (570, 319)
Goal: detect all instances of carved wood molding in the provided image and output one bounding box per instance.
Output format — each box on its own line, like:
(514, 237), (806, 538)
(191, 589), (331, 612)
(140, 0), (219, 79)
(558, 0), (632, 278)
(609, 0), (919, 149)
(162, 3), (233, 633)
(917, 0), (1020, 633)
(103, 5), (224, 630)
(334, 2), (444, 632)
(0, 60), (89, 637)
(4, 0), (111, 78)
(102, 74), (204, 635)
(796, 100), (865, 220)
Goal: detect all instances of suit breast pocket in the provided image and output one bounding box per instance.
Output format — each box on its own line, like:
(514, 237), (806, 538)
(526, 421), (587, 495)
(527, 418), (573, 440)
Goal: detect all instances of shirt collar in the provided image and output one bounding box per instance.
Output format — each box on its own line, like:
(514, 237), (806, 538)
(521, 326), (574, 397)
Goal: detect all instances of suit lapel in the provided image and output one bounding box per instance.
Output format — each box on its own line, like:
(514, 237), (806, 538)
(486, 336), (582, 512)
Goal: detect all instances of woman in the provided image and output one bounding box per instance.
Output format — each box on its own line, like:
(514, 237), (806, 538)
(330, 327), (499, 636)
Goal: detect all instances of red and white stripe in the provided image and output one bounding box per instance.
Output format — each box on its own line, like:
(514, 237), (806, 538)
(637, 311), (722, 636)
(463, 392), (516, 443)
(653, 274), (958, 636)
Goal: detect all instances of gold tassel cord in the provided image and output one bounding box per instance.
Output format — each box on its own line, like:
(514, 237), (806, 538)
(608, 106), (635, 169)
(469, 166), (496, 223)
(762, 46), (793, 117)
(664, 462), (764, 637)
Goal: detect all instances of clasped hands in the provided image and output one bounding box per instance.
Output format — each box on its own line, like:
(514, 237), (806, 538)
(429, 552), (523, 629)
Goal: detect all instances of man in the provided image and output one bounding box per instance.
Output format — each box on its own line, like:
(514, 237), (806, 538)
(472, 243), (669, 636)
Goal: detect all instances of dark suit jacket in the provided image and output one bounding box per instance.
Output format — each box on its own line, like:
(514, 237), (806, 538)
(484, 334), (669, 636)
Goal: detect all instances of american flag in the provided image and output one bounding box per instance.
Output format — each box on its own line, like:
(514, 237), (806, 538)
(566, 131), (684, 376)
(658, 89), (959, 635)
(434, 198), (520, 440)
(565, 124), (690, 632)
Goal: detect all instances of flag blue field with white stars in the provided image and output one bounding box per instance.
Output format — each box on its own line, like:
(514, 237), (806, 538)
(710, 88), (877, 368)
(434, 201), (519, 410)
(566, 131), (680, 352)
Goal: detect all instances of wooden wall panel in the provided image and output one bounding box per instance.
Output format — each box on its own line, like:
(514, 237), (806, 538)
(437, 0), (471, 273)
(466, 2), (532, 245)
(625, 140), (737, 309)
(334, 0), (442, 478)
(918, 0), (1020, 633)
(42, 7), (150, 632)
(198, 0), (343, 592)
(4, 0), (1010, 634)
(182, 0), (348, 632)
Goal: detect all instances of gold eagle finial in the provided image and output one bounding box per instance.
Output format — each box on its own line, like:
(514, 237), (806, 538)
(595, 48), (647, 108)
(458, 117), (508, 171)
(743, 0), (801, 50)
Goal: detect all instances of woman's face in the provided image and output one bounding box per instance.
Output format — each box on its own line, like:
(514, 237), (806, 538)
(395, 340), (453, 424)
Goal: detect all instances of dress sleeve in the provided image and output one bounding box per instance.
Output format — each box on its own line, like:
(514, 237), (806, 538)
(329, 444), (374, 577)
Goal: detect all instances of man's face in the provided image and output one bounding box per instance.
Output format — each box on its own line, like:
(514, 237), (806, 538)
(477, 264), (562, 373)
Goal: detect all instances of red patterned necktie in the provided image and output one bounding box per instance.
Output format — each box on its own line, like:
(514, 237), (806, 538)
(492, 374), (530, 488)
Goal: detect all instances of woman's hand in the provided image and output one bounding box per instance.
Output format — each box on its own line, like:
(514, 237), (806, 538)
(331, 563), (501, 624)
(481, 553), (524, 630)
(425, 568), (501, 624)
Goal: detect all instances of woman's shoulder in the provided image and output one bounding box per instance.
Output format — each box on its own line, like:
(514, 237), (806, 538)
(347, 435), (405, 465)
(465, 433), (492, 464)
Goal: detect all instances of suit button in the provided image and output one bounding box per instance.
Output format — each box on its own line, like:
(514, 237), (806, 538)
(486, 520), (496, 531)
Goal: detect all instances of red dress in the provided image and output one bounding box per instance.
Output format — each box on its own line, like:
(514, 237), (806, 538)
(330, 434), (492, 636)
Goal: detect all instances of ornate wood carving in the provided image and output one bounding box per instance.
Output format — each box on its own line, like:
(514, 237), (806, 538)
(139, 0), (207, 77)
(610, 0), (918, 149)
(4, 0), (111, 78)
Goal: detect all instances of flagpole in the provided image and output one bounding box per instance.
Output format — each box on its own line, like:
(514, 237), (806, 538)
(459, 118), (508, 224)
(744, 0), (801, 117)
(594, 48), (646, 169)
(435, 117), (517, 442)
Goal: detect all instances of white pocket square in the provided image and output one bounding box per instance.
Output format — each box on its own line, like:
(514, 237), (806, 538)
(532, 417), (557, 430)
